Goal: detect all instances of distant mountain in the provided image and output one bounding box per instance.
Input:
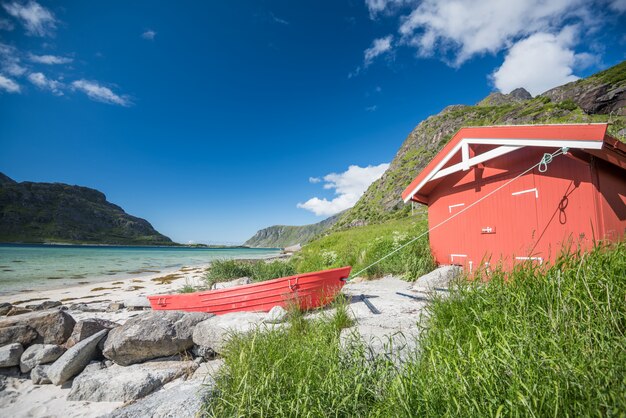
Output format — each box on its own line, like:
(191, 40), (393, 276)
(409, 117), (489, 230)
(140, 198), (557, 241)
(0, 174), (173, 245)
(244, 212), (342, 248)
(332, 61), (626, 230)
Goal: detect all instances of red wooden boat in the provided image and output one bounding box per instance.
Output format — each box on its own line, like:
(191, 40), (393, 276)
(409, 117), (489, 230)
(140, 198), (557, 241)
(147, 266), (351, 315)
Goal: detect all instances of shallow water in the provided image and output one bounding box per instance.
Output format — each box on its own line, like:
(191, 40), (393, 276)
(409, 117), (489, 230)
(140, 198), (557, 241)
(0, 244), (280, 295)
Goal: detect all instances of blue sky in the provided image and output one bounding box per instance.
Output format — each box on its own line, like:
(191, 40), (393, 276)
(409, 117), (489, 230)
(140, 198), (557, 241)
(1, 1), (625, 244)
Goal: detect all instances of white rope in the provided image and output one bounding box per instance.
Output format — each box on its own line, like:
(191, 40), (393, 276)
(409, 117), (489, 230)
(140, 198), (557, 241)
(348, 147), (568, 280)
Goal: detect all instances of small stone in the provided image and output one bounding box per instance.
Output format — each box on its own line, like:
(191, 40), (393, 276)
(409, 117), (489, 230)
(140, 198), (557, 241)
(191, 345), (215, 360)
(0, 303), (12, 316)
(0, 343), (24, 368)
(20, 344), (66, 373)
(6, 307), (32, 316)
(107, 302), (125, 311)
(265, 305), (288, 323)
(192, 312), (266, 354)
(31, 364), (51, 384)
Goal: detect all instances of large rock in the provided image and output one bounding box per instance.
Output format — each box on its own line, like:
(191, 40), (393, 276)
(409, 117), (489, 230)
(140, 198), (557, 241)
(103, 311), (211, 366)
(65, 318), (120, 348)
(67, 360), (199, 402)
(19, 344), (66, 373)
(0, 309), (76, 345)
(103, 378), (211, 418)
(412, 265), (462, 292)
(123, 297), (151, 310)
(25, 300), (62, 311)
(0, 324), (38, 346)
(192, 312), (266, 354)
(265, 305), (288, 323)
(47, 329), (108, 385)
(31, 364), (51, 384)
(0, 343), (23, 368)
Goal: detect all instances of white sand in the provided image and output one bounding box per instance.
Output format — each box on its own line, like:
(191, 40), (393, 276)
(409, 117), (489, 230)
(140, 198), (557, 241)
(0, 263), (211, 315)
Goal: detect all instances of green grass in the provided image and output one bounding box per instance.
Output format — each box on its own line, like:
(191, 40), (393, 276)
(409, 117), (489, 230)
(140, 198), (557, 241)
(293, 216), (435, 280)
(205, 259), (297, 287)
(203, 242), (626, 417)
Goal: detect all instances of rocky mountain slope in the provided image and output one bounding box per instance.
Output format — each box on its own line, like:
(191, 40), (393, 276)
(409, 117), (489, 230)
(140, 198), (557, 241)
(332, 61), (626, 230)
(244, 212), (342, 248)
(0, 174), (173, 245)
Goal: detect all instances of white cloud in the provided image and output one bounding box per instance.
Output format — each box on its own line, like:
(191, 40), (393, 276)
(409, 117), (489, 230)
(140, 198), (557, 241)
(364, 35), (393, 66)
(365, 0), (412, 17)
(71, 79), (131, 106)
(28, 71), (63, 95)
(297, 163), (389, 216)
(609, 0), (626, 12)
(0, 43), (26, 76)
(365, 105), (377, 112)
(141, 30), (156, 40)
(2, 1), (57, 37)
(308, 177), (321, 184)
(491, 28), (584, 95)
(0, 73), (20, 93)
(397, 0), (590, 66)
(28, 53), (72, 64)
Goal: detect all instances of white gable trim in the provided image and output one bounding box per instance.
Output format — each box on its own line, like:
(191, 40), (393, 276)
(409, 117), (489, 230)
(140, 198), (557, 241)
(402, 137), (604, 203)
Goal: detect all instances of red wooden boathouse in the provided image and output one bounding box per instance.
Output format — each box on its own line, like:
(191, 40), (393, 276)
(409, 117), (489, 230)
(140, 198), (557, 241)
(401, 123), (626, 271)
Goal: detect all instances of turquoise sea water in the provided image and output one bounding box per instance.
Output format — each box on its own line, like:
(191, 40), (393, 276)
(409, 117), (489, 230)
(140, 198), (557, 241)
(0, 244), (280, 296)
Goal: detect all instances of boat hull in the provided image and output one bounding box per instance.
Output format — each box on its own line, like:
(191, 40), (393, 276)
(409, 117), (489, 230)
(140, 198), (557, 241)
(147, 266), (351, 314)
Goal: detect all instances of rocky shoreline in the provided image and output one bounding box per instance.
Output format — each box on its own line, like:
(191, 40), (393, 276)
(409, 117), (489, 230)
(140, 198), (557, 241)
(0, 267), (459, 417)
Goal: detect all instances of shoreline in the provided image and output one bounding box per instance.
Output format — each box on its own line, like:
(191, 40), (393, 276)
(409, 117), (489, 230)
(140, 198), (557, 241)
(0, 253), (290, 306)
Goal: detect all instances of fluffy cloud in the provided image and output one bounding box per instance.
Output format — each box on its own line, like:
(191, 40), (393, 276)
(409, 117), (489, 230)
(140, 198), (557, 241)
(297, 163), (389, 216)
(28, 72), (63, 95)
(71, 79), (131, 106)
(0, 43), (26, 76)
(28, 53), (72, 64)
(491, 28), (581, 95)
(0, 17), (14, 30)
(308, 177), (321, 184)
(0, 73), (20, 93)
(364, 35), (393, 66)
(2, 1), (57, 37)
(141, 30), (156, 40)
(365, 0), (412, 17)
(397, 0), (590, 66)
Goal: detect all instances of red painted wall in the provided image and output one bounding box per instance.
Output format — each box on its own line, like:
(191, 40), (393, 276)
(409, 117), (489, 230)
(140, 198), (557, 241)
(426, 146), (625, 271)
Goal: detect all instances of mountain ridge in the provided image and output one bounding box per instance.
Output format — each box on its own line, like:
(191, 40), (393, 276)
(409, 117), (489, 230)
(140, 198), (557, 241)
(244, 212), (342, 248)
(0, 174), (173, 245)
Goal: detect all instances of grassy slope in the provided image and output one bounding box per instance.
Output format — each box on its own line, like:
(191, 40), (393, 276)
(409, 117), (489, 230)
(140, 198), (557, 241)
(206, 242), (626, 417)
(292, 214), (434, 280)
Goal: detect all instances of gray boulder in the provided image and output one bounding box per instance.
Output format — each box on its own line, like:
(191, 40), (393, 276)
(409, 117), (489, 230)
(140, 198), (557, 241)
(67, 360), (199, 402)
(0, 302), (12, 316)
(65, 318), (120, 348)
(47, 329), (108, 385)
(192, 312), (266, 354)
(0, 324), (39, 346)
(412, 265), (462, 293)
(103, 311), (212, 366)
(103, 378), (211, 418)
(123, 297), (151, 310)
(0, 343), (23, 368)
(0, 309), (76, 345)
(31, 364), (51, 384)
(20, 344), (65, 373)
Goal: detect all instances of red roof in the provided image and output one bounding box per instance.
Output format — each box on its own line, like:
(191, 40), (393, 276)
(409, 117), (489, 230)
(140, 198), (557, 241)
(401, 123), (625, 203)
